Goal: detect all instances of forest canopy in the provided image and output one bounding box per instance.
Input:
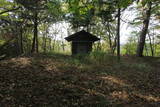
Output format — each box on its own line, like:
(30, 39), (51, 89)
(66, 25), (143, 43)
(0, 0), (160, 57)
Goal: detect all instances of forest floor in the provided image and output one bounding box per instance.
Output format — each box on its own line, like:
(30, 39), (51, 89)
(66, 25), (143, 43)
(0, 53), (160, 107)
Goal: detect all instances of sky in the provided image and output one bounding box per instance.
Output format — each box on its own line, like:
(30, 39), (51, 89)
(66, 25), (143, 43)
(120, 5), (137, 44)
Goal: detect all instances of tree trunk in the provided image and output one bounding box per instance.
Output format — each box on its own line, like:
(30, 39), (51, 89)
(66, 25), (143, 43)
(31, 12), (38, 53)
(117, 8), (121, 61)
(43, 28), (47, 53)
(15, 23), (21, 56)
(31, 31), (36, 53)
(148, 33), (154, 56)
(20, 26), (23, 54)
(144, 43), (148, 56)
(136, 2), (152, 57)
(106, 22), (113, 53)
(42, 32), (46, 53)
(49, 38), (52, 51)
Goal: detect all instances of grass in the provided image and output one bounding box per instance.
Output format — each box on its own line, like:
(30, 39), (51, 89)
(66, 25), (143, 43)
(0, 53), (160, 106)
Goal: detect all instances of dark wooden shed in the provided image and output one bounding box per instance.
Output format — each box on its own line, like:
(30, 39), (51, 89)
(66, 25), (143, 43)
(65, 30), (100, 55)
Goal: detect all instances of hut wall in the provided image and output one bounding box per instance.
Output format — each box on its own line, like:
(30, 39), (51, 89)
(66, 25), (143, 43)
(72, 42), (92, 55)
(72, 42), (77, 55)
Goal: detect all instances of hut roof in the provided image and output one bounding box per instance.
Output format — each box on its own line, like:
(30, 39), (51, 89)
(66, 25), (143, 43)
(65, 30), (100, 42)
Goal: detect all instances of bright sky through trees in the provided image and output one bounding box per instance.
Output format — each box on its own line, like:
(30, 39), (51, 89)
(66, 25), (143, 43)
(49, 7), (136, 45)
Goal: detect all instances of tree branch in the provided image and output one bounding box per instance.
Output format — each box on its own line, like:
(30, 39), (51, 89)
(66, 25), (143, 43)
(0, 7), (20, 15)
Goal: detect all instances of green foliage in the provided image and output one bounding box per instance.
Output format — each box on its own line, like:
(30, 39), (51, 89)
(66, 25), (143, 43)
(47, 0), (63, 21)
(0, 39), (20, 57)
(122, 43), (137, 55)
(15, 0), (46, 10)
(117, 0), (133, 8)
(65, 0), (96, 28)
(0, 39), (5, 46)
(0, 0), (14, 10)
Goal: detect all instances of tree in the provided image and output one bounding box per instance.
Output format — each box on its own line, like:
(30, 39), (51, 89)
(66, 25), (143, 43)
(115, 0), (133, 60)
(136, 1), (152, 57)
(115, 3), (122, 61)
(15, 0), (62, 53)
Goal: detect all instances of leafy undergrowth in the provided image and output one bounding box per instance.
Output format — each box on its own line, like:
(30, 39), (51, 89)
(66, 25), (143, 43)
(0, 54), (160, 107)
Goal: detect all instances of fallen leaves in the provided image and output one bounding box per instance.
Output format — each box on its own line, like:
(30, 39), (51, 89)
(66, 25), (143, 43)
(0, 55), (160, 106)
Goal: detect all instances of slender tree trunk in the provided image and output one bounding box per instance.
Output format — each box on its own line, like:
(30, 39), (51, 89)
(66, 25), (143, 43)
(49, 38), (52, 51)
(148, 33), (154, 56)
(35, 12), (38, 53)
(53, 35), (57, 52)
(106, 22), (113, 53)
(31, 32), (36, 53)
(20, 26), (23, 54)
(31, 12), (38, 53)
(61, 38), (65, 52)
(61, 42), (65, 52)
(15, 23), (21, 56)
(117, 8), (121, 61)
(136, 2), (152, 57)
(97, 38), (101, 51)
(36, 27), (38, 53)
(43, 35), (47, 53)
(111, 34), (117, 54)
(43, 28), (47, 53)
(42, 32), (46, 53)
(144, 43), (148, 56)
(153, 30), (156, 55)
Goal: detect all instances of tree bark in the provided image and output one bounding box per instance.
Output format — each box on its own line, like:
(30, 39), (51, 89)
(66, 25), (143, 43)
(136, 2), (152, 57)
(48, 38), (52, 51)
(31, 11), (38, 53)
(20, 26), (23, 54)
(117, 8), (121, 61)
(144, 43), (148, 56)
(106, 22), (113, 53)
(148, 33), (154, 56)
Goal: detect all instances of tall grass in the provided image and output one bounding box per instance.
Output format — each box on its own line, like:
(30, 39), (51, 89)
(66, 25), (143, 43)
(43, 51), (153, 74)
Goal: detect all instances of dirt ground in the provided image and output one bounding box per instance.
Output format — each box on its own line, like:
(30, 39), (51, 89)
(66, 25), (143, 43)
(0, 54), (160, 107)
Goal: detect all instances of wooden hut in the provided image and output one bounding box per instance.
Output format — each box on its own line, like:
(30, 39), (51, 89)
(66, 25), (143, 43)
(65, 30), (100, 55)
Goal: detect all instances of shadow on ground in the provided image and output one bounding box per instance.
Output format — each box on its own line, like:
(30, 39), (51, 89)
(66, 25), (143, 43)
(0, 54), (160, 106)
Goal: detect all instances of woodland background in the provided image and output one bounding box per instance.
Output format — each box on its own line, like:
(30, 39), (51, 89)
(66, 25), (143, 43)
(0, 0), (160, 106)
(0, 0), (160, 57)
